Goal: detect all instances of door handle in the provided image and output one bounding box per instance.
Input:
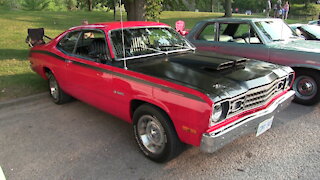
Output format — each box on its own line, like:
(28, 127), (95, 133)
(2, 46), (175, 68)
(65, 59), (73, 63)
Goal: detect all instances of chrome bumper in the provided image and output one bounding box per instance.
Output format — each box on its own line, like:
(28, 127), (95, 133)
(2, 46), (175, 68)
(200, 90), (295, 153)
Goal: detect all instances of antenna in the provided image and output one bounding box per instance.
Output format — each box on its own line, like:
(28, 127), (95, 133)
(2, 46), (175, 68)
(119, 0), (128, 70)
(281, 20), (284, 40)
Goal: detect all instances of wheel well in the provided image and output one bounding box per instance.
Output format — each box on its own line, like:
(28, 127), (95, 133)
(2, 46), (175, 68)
(292, 67), (319, 74)
(130, 100), (145, 118)
(130, 99), (179, 137)
(44, 67), (51, 78)
(130, 100), (171, 122)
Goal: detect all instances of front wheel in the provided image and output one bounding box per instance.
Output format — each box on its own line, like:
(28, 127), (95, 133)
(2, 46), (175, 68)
(292, 70), (320, 105)
(133, 104), (184, 163)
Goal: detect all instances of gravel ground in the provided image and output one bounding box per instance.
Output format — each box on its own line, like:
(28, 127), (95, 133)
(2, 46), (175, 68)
(0, 96), (319, 180)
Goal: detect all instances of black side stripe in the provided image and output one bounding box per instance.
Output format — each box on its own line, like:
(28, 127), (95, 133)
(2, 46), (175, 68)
(31, 50), (206, 102)
(31, 50), (66, 61)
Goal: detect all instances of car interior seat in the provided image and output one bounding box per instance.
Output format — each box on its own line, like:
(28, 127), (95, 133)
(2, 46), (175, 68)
(88, 38), (108, 62)
(245, 29), (261, 44)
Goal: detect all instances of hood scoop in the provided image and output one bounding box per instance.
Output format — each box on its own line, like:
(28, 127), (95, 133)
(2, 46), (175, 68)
(169, 53), (248, 71)
(217, 61), (234, 70)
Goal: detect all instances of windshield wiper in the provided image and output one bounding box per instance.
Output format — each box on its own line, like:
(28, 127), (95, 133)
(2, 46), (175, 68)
(272, 39), (285, 42)
(141, 46), (168, 55)
(172, 44), (196, 50)
(158, 44), (195, 51)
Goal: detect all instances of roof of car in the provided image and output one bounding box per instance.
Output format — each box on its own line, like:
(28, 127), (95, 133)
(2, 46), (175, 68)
(200, 18), (283, 23)
(69, 21), (170, 31)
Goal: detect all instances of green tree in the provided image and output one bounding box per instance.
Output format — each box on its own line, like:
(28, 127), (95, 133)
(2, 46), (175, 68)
(66, 0), (77, 10)
(162, 0), (189, 11)
(46, 0), (68, 11)
(145, 0), (163, 21)
(224, 0), (232, 17)
(123, 0), (146, 21)
(195, 0), (211, 12)
(88, 0), (93, 11)
(21, 0), (50, 10)
(1, 0), (23, 9)
(233, 0), (264, 13)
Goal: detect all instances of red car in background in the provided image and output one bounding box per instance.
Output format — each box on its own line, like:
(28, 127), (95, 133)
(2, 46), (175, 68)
(29, 21), (295, 162)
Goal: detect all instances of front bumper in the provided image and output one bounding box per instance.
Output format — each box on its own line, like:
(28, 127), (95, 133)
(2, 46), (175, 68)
(200, 90), (295, 153)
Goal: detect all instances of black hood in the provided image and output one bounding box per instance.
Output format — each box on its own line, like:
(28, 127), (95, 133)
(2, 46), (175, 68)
(128, 51), (292, 101)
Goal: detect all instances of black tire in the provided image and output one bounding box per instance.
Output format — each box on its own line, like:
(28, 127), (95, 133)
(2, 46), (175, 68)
(47, 72), (72, 104)
(133, 104), (184, 163)
(292, 70), (320, 105)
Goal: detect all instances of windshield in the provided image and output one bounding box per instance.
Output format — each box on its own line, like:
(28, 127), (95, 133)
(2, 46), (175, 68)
(110, 27), (193, 59)
(254, 20), (299, 42)
(301, 25), (320, 39)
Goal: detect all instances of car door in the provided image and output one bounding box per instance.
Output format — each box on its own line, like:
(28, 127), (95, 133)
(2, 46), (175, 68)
(192, 22), (270, 61)
(57, 29), (117, 114)
(54, 30), (82, 93)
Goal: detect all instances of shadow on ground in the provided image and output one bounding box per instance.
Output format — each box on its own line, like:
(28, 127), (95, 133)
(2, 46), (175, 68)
(0, 49), (29, 60)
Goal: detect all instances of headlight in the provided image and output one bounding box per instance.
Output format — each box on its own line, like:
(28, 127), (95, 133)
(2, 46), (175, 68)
(209, 102), (229, 127)
(211, 104), (222, 122)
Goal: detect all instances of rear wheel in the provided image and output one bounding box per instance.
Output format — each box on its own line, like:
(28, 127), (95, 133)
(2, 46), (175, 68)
(47, 72), (72, 104)
(293, 70), (320, 105)
(133, 104), (184, 163)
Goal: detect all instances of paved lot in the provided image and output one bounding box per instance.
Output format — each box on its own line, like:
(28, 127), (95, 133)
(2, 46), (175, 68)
(0, 95), (319, 180)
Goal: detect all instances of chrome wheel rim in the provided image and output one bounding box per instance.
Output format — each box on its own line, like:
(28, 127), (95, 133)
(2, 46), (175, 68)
(49, 76), (59, 100)
(293, 75), (317, 100)
(137, 115), (166, 154)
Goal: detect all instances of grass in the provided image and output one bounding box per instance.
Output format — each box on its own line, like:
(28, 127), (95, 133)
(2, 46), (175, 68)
(0, 9), (119, 101)
(0, 7), (315, 101)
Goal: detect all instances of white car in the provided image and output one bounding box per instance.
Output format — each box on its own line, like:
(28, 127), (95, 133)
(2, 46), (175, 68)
(245, 10), (252, 15)
(308, 20), (319, 25)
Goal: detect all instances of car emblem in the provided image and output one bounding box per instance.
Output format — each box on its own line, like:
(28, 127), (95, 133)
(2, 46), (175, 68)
(212, 84), (226, 89)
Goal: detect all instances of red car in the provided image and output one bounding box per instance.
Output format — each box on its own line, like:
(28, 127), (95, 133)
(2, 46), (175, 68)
(29, 21), (295, 162)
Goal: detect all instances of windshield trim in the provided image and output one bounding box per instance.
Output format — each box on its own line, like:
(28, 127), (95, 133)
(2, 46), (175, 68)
(108, 26), (195, 61)
(301, 25), (320, 39)
(116, 48), (193, 61)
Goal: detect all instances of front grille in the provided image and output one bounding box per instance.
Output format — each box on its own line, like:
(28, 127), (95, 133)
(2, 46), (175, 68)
(227, 77), (287, 117)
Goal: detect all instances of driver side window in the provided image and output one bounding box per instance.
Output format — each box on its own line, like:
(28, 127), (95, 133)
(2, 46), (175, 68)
(75, 30), (109, 63)
(58, 30), (109, 64)
(57, 31), (81, 54)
